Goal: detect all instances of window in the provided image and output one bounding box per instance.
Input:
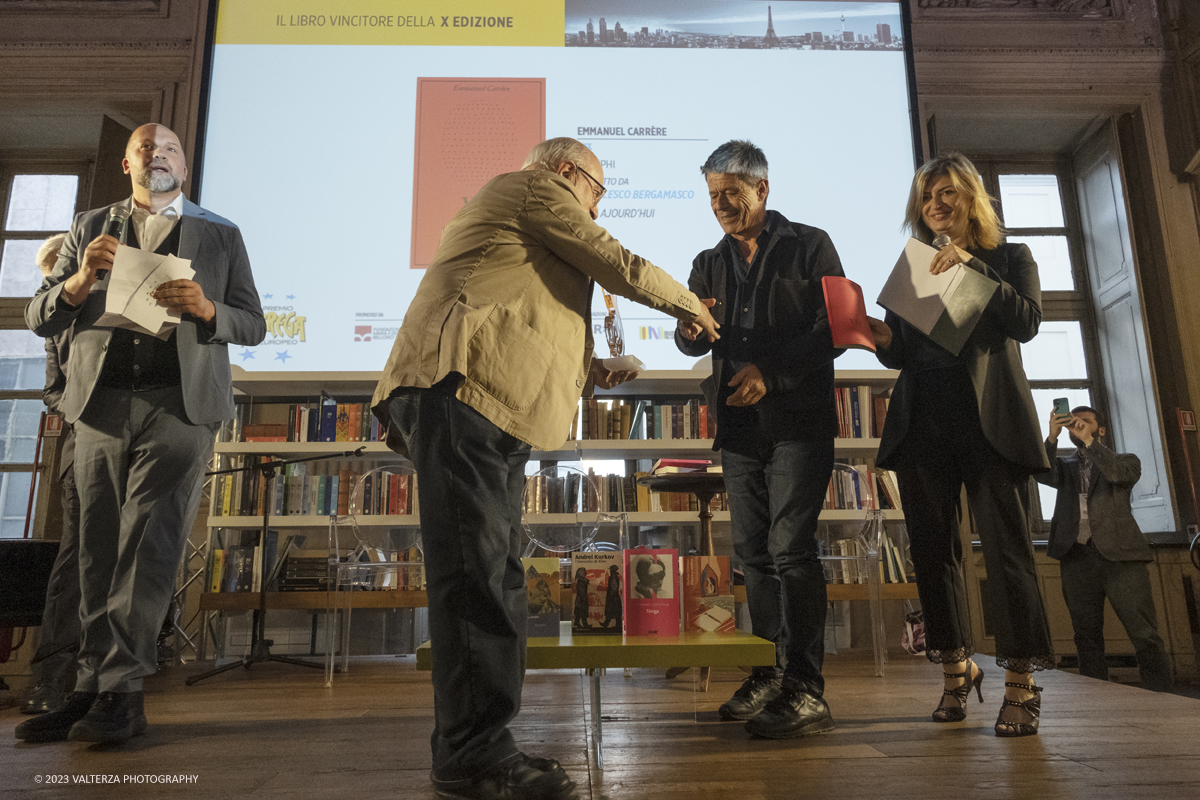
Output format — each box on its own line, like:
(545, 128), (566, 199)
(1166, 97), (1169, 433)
(0, 164), (88, 537)
(974, 162), (1103, 526)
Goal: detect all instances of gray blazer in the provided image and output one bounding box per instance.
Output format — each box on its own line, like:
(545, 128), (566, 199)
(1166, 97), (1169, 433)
(1035, 439), (1152, 562)
(25, 197), (265, 425)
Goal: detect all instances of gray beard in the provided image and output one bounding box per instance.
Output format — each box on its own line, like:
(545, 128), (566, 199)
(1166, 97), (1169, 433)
(138, 169), (180, 194)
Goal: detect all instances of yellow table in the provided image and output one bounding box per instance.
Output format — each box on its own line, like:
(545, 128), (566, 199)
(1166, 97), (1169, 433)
(417, 624), (774, 768)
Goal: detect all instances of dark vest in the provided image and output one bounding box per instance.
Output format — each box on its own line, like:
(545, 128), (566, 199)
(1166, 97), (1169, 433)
(95, 220), (183, 391)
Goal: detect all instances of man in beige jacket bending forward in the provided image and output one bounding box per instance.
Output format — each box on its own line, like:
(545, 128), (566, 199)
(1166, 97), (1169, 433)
(372, 137), (719, 800)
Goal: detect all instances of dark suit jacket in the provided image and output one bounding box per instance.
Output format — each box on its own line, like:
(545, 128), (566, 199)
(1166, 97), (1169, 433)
(44, 331), (74, 479)
(1035, 439), (1152, 562)
(674, 210), (844, 446)
(25, 197), (266, 425)
(876, 242), (1049, 474)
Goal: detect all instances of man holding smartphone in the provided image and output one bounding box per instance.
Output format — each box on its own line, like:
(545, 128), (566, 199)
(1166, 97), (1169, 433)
(1035, 404), (1172, 691)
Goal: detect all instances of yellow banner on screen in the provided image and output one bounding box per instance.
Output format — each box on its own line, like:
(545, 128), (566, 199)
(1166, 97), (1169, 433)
(215, 0), (564, 46)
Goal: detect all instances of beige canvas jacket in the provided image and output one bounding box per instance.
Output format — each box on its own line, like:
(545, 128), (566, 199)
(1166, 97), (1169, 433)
(373, 169), (703, 453)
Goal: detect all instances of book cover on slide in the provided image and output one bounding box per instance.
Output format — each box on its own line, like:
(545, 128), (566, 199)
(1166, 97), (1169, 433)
(623, 548), (680, 637)
(410, 77), (546, 268)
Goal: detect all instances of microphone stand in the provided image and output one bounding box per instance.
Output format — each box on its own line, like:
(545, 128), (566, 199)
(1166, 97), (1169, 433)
(186, 447), (366, 686)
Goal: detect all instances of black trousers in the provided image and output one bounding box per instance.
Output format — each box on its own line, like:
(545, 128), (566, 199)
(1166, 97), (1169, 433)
(1059, 543), (1172, 691)
(893, 367), (1053, 673)
(386, 386), (531, 783)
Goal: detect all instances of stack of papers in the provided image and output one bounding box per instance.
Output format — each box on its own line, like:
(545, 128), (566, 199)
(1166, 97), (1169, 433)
(651, 458), (713, 475)
(95, 244), (195, 340)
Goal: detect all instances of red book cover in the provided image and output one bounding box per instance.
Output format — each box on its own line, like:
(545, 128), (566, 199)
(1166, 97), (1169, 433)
(623, 548), (680, 636)
(822, 276), (876, 352)
(680, 556), (736, 634)
(410, 77), (546, 269)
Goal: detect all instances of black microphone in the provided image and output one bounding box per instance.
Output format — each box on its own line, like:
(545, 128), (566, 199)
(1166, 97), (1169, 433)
(932, 234), (951, 249)
(99, 206), (130, 278)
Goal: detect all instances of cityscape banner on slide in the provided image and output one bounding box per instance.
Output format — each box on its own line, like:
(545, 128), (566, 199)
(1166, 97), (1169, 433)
(201, 0), (914, 371)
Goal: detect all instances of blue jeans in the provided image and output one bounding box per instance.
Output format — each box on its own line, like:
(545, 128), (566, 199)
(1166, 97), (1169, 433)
(722, 437), (834, 696)
(386, 386), (532, 781)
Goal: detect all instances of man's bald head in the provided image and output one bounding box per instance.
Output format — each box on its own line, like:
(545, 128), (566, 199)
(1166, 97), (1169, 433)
(124, 124), (187, 196)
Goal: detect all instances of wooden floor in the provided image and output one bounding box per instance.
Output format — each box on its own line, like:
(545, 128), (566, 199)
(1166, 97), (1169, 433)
(3, 651), (1199, 799)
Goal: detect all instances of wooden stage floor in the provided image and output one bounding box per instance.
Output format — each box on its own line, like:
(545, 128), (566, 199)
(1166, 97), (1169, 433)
(3, 651), (1199, 799)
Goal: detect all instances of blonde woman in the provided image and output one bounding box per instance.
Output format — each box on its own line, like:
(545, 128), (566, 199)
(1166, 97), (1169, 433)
(870, 153), (1053, 737)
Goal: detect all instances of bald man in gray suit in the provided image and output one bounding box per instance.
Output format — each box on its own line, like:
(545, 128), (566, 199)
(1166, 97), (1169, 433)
(18, 123), (265, 744)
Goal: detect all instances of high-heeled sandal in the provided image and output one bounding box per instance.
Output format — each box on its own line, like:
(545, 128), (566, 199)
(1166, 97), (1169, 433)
(994, 681), (1042, 737)
(932, 661), (984, 722)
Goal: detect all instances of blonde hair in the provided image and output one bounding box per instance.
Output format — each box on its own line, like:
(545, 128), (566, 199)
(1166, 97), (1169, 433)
(903, 153), (1003, 250)
(36, 233), (68, 276)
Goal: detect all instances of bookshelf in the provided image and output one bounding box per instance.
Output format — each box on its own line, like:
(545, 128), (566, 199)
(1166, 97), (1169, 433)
(197, 367), (913, 662)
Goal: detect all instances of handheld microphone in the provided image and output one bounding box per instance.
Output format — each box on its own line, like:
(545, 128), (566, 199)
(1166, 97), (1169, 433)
(99, 206), (130, 278)
(932, 234), (951, 249)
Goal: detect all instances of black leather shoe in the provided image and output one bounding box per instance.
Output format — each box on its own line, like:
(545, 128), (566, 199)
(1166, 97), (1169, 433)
(19, 682), (64, 715)
(14, 692), (97, 742)
(719, 671), (782, 721)
(67, 691), (147, 743)
(432, 753), (578, 800)
(745, 677), (835, 739)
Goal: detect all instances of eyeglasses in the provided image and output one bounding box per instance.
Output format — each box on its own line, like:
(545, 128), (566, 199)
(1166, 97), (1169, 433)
(572, 163), (607, 203)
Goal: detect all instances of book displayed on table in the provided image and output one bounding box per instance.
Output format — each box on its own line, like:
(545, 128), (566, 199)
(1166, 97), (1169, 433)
(650, 458), (713, 475)
(570, 552), (623, 635)
(522, 557), (563, 638)
(623, 548), (680, 637)
(681, 556), (736, 634)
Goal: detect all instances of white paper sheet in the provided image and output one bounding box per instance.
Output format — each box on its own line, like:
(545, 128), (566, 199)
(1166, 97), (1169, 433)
(95, 244), (195, 340)
(877, 238), (968, 336)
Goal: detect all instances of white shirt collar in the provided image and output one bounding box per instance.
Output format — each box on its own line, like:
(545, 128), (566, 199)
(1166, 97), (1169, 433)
(130, 192), (184, 218)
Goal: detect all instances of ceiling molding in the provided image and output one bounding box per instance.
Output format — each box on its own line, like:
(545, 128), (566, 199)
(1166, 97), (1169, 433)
(914, 0), (1120, 21)
(0, 0), (168, 18)
(0, 40), (190, 52)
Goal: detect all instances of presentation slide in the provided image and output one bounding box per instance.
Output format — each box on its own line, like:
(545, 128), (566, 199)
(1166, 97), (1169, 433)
(200, 0), (915, 373)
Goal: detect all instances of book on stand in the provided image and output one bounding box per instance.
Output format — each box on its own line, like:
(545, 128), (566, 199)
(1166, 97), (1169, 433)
(570, 551), (623, 635)
(681, 556), (736, 634)
(623, 548), (680, 636)
(522, 557), (563, 637)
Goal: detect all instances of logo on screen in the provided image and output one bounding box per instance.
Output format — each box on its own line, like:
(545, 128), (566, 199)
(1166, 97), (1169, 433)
(354, 326), (372, 342)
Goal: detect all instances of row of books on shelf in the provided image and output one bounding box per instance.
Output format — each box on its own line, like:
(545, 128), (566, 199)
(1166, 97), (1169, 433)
(206, 530), (427, 593)
(819, 534), (913, 584)
(521, 471), (727, 515)
(229, 401), (383, 444)
(523, 551), (736, 637)
(570, 398), (716, 441)
(211, 459), (419, 519)
(823, 462), (903, 511)
(835, 385), (890, 440)
(207, 531), (302, 593)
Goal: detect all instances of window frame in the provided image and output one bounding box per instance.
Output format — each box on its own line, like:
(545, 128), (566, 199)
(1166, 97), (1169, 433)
(972, 156), (1108, 525)
(0, 157), (91, 537)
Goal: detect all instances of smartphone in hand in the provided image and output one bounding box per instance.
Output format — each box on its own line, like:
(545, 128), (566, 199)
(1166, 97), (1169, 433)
(1053, 397), (1070, 417)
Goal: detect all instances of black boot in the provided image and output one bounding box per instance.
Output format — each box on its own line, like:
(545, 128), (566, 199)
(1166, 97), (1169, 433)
(744, 676), (835, 739)
(67, 691), (147, 743)
(718, 671), (782, 721)
(14, 692), (97, 742)
(431, 753), (578, 800)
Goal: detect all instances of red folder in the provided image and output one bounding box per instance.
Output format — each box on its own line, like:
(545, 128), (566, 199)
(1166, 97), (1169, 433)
(822, 276), (875, 352)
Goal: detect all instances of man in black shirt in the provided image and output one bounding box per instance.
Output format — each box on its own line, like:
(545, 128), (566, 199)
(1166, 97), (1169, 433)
(676, 140), (844, 738)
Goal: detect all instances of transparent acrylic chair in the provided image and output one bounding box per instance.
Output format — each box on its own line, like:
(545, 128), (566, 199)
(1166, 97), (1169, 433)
(820, 462), (888, 677)
(520, 465), (629, 557)
(520, 464), (627, 768)
(325, 464), (423, 687)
